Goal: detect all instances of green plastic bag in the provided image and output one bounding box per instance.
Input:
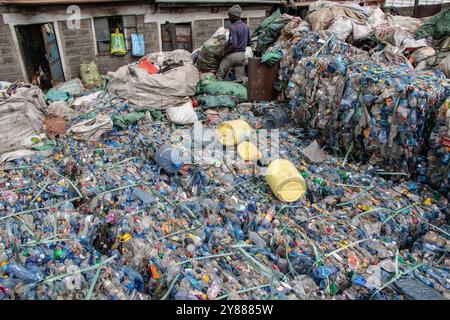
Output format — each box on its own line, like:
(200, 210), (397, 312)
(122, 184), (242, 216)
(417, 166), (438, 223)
(111, 28), (127, 56)
(31, 139), (56, 152)
(261, 50), (283, 66)
(80, 62), (101, 88)
(256, 23), (286, 56)
(196, 77), (248, 102)
(112, 112), (147, 130)
(416, 8), (450, 40)
(198, 95), (238, 109)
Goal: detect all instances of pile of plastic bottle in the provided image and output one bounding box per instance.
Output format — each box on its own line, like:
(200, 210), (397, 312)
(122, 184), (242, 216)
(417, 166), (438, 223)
(0, 96), (449, 300)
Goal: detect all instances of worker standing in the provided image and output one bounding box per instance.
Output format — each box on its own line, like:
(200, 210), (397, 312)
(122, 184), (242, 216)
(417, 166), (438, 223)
(217, 5), (251, 85)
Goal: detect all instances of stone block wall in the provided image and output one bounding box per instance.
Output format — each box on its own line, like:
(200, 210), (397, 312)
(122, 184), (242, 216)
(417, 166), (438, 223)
(58, 15), (160, 78)
(192, 15), (268, 50)
(57, 18), (96, 79)
(143, 21), (160, 54)
(193, 19), (223, 50)
(0, 15), (24, 82)
(249, 17), (265, 33)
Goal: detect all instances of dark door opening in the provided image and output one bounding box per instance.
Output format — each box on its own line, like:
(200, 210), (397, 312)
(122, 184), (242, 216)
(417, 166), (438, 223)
(161, 22), (193, 52)
(16, 23), (65, 90)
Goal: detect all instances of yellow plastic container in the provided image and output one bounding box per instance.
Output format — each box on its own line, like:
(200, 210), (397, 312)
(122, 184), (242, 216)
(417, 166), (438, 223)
(237, 141), (262, 161)
(265, 159), (307, 202)
(217, 119), (252, 146)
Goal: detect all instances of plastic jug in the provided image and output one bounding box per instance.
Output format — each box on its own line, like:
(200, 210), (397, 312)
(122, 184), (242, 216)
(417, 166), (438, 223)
(217, 119), (252, 146)
(237, 141), (262, 161)
(265, 159), (307, 202)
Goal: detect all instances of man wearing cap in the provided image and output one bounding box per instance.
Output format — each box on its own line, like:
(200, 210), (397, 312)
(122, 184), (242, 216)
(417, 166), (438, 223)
(217, 5), (251, 84)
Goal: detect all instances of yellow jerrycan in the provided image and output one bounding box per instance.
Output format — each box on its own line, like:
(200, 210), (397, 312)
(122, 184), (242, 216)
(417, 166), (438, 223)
(237, 141), (262, 161)
(217, 119), (252, 146)
(265, 159), (307, 202)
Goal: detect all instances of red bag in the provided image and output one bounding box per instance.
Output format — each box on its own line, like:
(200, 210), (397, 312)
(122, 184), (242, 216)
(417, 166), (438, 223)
(138, 57), (159, 75)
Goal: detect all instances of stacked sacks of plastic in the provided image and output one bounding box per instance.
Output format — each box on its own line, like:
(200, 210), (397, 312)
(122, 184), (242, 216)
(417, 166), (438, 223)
(261, 17), (304, 67)
(195, 27), (229, 73)
(0, 83), (48, 163)
(423, 99), (449, 195)
(252, 9), (293, 57)
(305, 0), (388, 42)
(414, 8), (450, 77)
(108, 50), (199, 110)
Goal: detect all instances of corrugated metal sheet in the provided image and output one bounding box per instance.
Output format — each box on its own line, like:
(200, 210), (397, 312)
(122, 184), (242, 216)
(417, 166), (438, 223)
(385, 0), (448, 7)
(289, 0), (385, 6)
(0, 0), (130, 4)
(156, 0), (284, 4)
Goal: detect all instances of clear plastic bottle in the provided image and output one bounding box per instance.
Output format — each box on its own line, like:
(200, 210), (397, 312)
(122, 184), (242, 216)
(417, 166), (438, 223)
(7, 263), (43, 283)
(207, 278), (223, 300)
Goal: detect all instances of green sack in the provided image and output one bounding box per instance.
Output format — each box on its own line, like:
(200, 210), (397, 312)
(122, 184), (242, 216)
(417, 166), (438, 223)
(256, 23), (286, 56)
(196, 77), (248, 102)
(253, 9), (291, 56)
(112, 112), (147, 130)
(261, 50), (283, 66)
(416, 8), (450, 40)
(80, 62), (101, 88)
(45, 88), (71, 102)
(253, 9), (281, 36)
(31, 139), (56, 152)
(111, 28), (127, 55)
(198, 95), (238, 109)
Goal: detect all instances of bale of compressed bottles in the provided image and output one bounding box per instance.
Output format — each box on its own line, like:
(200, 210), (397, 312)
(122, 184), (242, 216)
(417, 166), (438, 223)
(285, 51), (450, 176)
(275, 30), (367, 96)
(272, 25), (450, 187)
(422, 100), (449, 196)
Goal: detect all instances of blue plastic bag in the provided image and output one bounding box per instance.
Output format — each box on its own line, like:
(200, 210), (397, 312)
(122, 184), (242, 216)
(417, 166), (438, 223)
(131, 34), (145, 57)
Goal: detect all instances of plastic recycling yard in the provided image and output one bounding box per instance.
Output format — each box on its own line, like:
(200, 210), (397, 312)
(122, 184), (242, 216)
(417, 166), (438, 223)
(0, 1), (449, 301)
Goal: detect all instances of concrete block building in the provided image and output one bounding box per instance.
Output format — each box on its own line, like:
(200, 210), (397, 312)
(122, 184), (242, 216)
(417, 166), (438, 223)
(0, 0), (282, 85)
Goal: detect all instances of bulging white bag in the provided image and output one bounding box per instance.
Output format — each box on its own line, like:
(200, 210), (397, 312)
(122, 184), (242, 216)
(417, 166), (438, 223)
(328, 16), (353, 41)
(166, 100), (198, 125)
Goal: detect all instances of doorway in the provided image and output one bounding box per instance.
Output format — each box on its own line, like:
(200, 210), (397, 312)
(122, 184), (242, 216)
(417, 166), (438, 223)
(16, 22), (65, 90)
(161, 22), (193, 52)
